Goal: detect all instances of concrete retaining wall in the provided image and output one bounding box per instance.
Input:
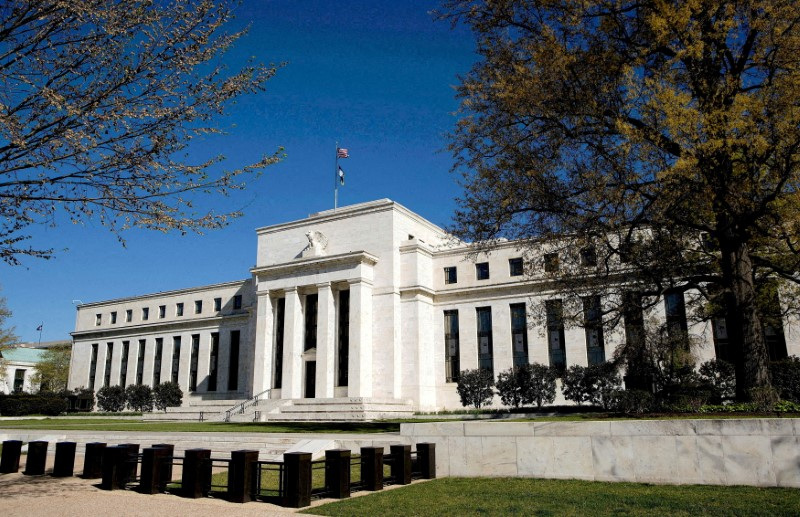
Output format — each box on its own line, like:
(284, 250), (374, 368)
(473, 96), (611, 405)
(401, 418), (800, 487)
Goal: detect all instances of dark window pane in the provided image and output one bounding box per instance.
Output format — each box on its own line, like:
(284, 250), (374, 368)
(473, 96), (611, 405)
(476, 262), (490, 280)
(509, 258), (524, 277)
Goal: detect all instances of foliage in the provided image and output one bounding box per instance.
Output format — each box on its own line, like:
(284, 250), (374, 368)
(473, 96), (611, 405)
(698, 359), (736, 404)
(0, 0), (284, 264)
(0, 292), (18, 383)
(609, 390), (654, 415)
(495, 365), (536, 408)
(96, 385), (126, 412)
(563, 364), (622, 410)
(527, 363), (557, 409)
(65, 387), (95, 412)
(32, 345), (72, 393)
(748, 385), (780, 413)
(770, 356), (800, 403)
(456, 369), (495, 409)
(440, 0), (800, 400)
(561, 365), (591, 406)
(124, 384), (154, 412)
(153, 381), (183, 412)
(0, 392), (66, 416)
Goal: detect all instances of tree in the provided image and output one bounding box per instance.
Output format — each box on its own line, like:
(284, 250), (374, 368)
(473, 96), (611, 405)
(496, 365), (535, 408)
(96, 385), (126, 412)
(0, 292), (17, 384)
(527, 363), (557, 409)
(153, 381), (183, 412)
(561, 365), (592, 406)
(0, 1), (283, 264)
(125, 384), (154, 412)
(32, 344), (71, 393)
(442, 0), (800, 400)
(456, 368), (495, 409)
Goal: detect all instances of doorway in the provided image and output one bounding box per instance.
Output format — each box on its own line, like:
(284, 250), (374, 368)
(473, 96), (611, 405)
(305, 361), (316, 398)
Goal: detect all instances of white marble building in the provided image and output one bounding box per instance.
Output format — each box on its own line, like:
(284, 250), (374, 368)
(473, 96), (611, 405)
(67, 199), (799, 416)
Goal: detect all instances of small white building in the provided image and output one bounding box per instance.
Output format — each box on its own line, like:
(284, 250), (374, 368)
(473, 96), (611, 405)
(67, 199), (799, 417)
(1, 346), (47, 394)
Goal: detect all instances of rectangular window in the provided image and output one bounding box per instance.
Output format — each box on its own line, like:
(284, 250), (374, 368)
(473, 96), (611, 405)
(195, 300), (202, 314)
(544, 253), (560, 273)
(510, 303), (528, 367)
(158, 305), (166, 318)
(273, 299), (285, 389)
(580, 247), (597, 267)
(176, 303), (184, 317)
(153, 338), (163, 386)
(120, 341), (130, 387)
(214, 297), (222, 312)
(13, 369), (25, 392)
(104, 342), (113, 387)
(142, 307), (149, 321)
(546, 300), (566, 370)
(664, 290), (688, 343)
(189, 334), (199, 392)
(444, 310), (460, 383)
(712, 317), (731, 363)
(125, 309), (132, 323)
(444, 266), (458, 284)
(171, 336), (181, 384)
(208, 333), (219, 391)
(476, 262), (490, 280)
(233, 295), (242, 310)
(762, 288), (788, 361)
(228, 330), (240, 391)
(95, 314), (101, 326)
(476, 307), (493, 372)
(509, 258), (524, 277)
(88, 343), (98, 391)
(136, 340), (145, 385)
(337, 290), (350, 387)
(304, 294), (318, 351)
(110, 311), (117, 324)
(583, 296), (605, 365)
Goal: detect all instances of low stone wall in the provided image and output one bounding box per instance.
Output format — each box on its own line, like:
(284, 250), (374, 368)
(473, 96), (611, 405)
(401, 418), (800, 487)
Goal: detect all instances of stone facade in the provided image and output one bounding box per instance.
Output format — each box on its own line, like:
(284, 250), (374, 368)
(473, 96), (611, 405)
(67, 199), (800, 412)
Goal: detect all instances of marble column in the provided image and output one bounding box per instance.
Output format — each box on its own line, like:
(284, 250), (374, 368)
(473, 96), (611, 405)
(348, 279), (373, 398)
(93, 344), (107, 390)
(109, 342), (122, 386)
(252, 290), (274, 395)
(282, 288), (304, 399)
(142, 339), (156, 388)
(315, 282), (336, 399)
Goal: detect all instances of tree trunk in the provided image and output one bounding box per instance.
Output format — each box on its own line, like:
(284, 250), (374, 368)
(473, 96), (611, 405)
(719, 238), (771, 400)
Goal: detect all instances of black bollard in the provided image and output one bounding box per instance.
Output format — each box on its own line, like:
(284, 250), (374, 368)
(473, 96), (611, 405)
(82, 442), (107, 479)
(0, 440), (23, 474)
(119, 443), (140, 484)
(416, 443), (436, 479)
(283, 452), (312, 508)
(53, 442), (77, 477)
(390, 444), (412, 485)
(101, 445), (128, 490)
(181, 449), (211, 499)
(151, 443), (175, 490)
(228, 449), (259, 503)
(325, 449), (351, 499)
(139, 447), (169, 494)
(23, 441), (48, 475)
(360, 447), (384, 491)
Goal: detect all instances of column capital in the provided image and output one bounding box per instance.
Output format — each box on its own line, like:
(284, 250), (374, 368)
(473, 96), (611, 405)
(316, 281), (332, 290)
(284, 286), (298, 294)
(347, 277), (373, 287)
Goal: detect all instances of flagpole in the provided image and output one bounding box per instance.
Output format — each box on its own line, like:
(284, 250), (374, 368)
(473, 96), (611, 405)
(37, 323), (43, 345)
(334, 141), (339, 211)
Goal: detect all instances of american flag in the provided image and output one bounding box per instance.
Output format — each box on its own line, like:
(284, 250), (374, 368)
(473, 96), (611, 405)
(337, 148), (349, 159)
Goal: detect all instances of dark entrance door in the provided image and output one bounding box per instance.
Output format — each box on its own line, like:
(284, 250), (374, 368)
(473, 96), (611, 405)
(305, 361), (316, 398)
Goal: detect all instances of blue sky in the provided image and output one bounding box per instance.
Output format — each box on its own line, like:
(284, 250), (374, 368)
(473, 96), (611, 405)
(3, 1), (476, 343)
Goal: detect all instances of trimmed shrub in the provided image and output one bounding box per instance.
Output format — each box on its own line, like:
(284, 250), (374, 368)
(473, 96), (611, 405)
(528, 363), (557, 409)
(698, 359), (735, 403)
(561, 363), (621, 409)
(770, 356), (800, 403)
(96, 385), (127, 412)
(609, 389), (654, 414)
(456, 369), (495, 409)
(0, 393), (67, 416)
(561, 365), (591, 405)
(125, 384), (154, 412)
(153, 381), (183, 412)
(496, 365), (535, 408)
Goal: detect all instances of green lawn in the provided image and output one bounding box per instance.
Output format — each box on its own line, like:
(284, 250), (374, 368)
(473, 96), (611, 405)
(0, 418), (400, 434)
(303, 477), (800, 516)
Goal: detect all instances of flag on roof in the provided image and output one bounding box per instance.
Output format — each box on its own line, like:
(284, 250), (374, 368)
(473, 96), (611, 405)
(338, 166), (345, 186)
(36, 324), (43, 331)
(337, 148), (349, 159)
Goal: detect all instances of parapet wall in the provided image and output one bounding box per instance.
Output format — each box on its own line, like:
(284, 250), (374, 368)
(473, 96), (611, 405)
(400, 418), (800, 487)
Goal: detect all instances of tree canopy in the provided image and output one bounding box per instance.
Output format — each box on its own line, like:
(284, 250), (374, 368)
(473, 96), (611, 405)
(0, 0), (283, 264)
(442, 0), (800, 398)
(32, 344), (71, 393)
(0, 291), (17, 382)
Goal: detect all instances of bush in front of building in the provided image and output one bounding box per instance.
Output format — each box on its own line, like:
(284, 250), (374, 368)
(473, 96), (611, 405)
(96, 385), (127, 412)
(770, 356), (800, 403)
(561, 365), (592, 406)
(0, 393), (67, 416)
(496, 365), (537, 408)
(456, 368), (495, 409)
(697, 359), (736, 404)
(125, 384), (154, 412)
(562, 363), (622, 410)
(609, 389), (654, 414)
(527, 363), (558, 409)
(153, 381), (183, 412)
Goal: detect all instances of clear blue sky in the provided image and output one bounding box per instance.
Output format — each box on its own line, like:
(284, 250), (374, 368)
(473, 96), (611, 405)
(3, 0), (476, 343)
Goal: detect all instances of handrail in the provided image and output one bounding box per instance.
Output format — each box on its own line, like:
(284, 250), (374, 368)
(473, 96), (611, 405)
(220, 388), (271, 422)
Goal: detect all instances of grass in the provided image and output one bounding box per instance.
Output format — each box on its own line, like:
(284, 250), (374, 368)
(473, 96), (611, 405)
(0, 418), (401, 434)
(303, 477), (800, 516)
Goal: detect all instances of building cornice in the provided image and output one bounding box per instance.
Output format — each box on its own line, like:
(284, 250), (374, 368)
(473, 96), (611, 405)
(71, 312), (250, 340)
(250, 250), (379, 278)
(76, 279), (251, 309)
